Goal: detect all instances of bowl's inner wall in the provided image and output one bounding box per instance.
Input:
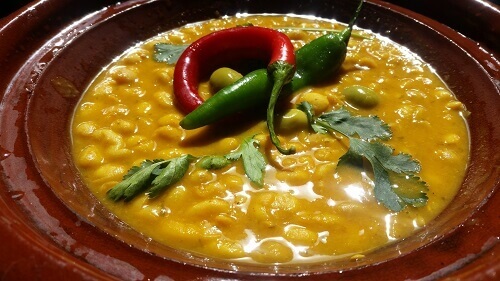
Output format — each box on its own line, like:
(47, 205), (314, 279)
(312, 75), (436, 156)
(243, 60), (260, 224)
(25, 0), (499, 273)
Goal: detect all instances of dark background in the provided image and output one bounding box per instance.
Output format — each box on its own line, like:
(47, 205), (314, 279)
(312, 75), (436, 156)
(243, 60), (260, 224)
(1, 0), (500, 18)
(1, 0), (499, 52)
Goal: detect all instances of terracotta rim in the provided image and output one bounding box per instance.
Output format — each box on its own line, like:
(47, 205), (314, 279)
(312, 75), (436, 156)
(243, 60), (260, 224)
(0, 0), (499, 280)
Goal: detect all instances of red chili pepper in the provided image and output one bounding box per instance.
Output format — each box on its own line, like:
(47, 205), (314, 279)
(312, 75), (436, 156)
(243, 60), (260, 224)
(173, 26), (296, 113)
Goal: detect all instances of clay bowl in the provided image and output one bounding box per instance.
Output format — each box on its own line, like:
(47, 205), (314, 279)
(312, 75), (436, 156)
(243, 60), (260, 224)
(0, 0), (499, 280)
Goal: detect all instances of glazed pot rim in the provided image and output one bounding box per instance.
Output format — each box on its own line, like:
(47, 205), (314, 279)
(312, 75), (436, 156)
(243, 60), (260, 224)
(0, 0), (499, 280)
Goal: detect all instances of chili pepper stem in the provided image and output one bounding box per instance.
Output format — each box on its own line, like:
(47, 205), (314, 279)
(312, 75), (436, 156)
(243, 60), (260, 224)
(340, 0), (364, 44)
(267, 61), (296, 155)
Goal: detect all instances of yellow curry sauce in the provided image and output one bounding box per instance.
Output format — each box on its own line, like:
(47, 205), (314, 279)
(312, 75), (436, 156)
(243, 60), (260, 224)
(71, 15), (469, 263)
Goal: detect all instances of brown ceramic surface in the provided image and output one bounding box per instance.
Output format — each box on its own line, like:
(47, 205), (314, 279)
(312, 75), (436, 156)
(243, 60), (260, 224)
(1, 0), (499, 280)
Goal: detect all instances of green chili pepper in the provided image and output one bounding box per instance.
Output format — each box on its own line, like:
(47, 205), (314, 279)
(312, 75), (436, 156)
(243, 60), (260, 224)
(180, 0), (364, 151)
(180, 68), (273, 128)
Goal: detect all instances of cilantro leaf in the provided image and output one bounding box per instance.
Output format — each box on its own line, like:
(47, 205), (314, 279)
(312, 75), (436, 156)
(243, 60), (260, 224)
(153, 43), (188, 64)
(342, 138), (421, 174)
(147, 154), (195, 198)
(339, 138), (428, 211)
(108, 159), (168, 201)
(237, 137), (267, 186)
(389, 172), (428, 207)
(316, 107), (392, 140)
(123, 159), (160, 179)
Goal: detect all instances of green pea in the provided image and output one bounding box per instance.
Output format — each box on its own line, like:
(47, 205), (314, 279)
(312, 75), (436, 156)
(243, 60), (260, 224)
(342, 85), (379, 108)
(279, 108), (309, 132)
(209, 67), (243, 91)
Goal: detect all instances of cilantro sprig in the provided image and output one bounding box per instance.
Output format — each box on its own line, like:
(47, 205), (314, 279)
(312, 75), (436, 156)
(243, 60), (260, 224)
(199, 136), (267, 186)
(107, 136), (265, 201)
(107, 155), (195, 201)
(298, 102), (391, 140)
(298, 101), (428, 212)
